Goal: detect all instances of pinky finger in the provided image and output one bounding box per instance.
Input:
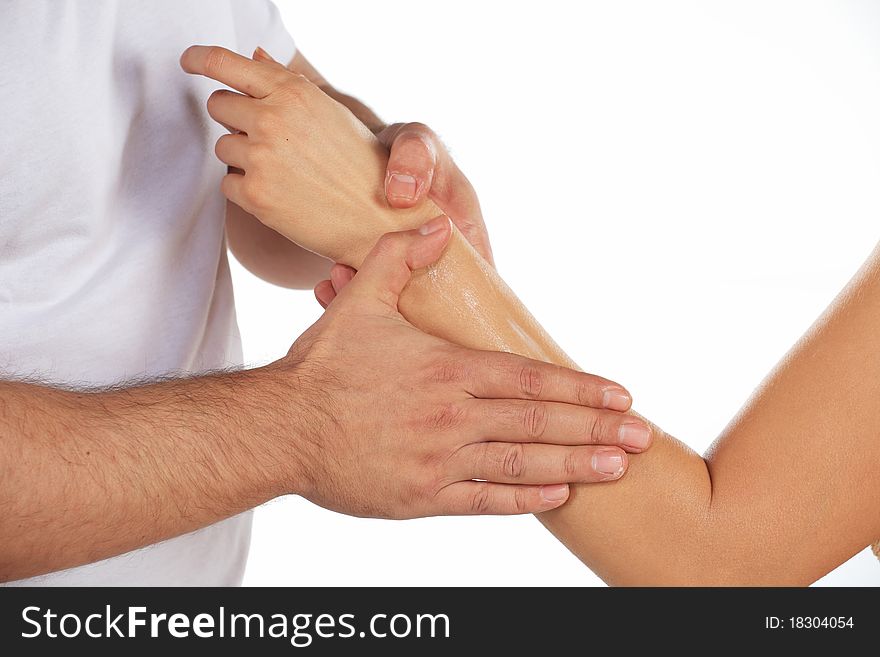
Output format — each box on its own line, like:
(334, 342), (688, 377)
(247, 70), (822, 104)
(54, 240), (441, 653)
(314, 280), (336, 309)
(435, 481), (570, 516)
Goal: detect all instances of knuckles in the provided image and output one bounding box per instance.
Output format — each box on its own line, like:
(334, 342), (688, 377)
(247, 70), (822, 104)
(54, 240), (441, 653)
(252, 108), (282, 134)
(425, 354), (470, 386)
(512, 486), (529, 514)
(274, 76), (310, 100)
(563, 450), (581, 478)
(586, 414), (608, 445)
(518, 365), (544, 399)
(423, 403), (466, 431)
(502, 443), (526, 479)
(239, 177), (267, 210)
(522, 403), (549, 440)
(469, 483), (492, 514)
(246, 141), (274, 166)
(397, 122), (437, 145)
(575, 378), (597, 407)
(202, 46), (229, 77)
(372, 231), (408, 258)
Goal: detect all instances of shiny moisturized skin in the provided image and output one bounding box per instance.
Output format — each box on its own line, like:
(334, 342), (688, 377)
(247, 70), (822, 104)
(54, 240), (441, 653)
(183, 45), (880, 585)
(404, 231), (574, 364)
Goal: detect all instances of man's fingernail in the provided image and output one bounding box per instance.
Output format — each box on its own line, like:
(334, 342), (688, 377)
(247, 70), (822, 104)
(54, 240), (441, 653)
(602, 388), (631, 411)
(592, 449), (625, 477)
(388, 173), (418, 200)
(418, 215), (449, 235)
(619, 423), (652, 450)
(541, 483), (569, 502)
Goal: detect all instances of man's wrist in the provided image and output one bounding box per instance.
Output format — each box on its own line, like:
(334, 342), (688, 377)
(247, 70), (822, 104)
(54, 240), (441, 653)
(245, 360), (325, 501)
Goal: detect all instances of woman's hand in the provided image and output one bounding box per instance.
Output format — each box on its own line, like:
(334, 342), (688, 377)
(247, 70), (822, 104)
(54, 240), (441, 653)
(181, 45), (446, 266)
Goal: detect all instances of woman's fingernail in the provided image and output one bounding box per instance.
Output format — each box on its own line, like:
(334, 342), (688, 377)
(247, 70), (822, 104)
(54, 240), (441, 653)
(541, 483), (570, 502)
(602, 388), (631, 411)
(253, 46), (276, 62)
(592, 449), (625, 477)
(418, 215), (450, 235)
(619, 423), (652, 450)
(388, 173), (418, 200)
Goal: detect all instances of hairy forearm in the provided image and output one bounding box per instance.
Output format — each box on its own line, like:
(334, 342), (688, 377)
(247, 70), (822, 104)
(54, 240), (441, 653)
(0, 368), (297, 582)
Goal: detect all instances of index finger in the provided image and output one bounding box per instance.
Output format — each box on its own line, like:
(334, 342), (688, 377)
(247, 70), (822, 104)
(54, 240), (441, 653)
(465, 351), (633, 411)
(180, 45), (283, 98)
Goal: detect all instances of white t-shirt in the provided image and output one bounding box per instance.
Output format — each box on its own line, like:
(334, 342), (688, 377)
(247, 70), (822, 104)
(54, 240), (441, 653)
(0, 0), (295, 586)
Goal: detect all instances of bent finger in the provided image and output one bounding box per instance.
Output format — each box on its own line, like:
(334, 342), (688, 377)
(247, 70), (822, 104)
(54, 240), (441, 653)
(220, 172), (247, 208)
(207, 89), (258, 132)
(215, 133), (249, 169)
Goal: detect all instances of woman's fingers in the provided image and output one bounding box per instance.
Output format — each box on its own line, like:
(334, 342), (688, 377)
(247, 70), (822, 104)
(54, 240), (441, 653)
(448, 442), (627, 485)
(214, 133), (249, 169)
(180, 45), (285, 98)
(464, 399), (652, 452)
(207, 89), (257, 133)
(220, 172), (246, 209)
(252, 46), (286, 70)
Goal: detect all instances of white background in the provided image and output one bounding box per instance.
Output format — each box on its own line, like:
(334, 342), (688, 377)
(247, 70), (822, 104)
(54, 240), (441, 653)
(236, 0), (880, 586)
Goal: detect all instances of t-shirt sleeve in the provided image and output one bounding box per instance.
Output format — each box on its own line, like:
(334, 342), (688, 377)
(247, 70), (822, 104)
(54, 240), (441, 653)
(231, 0), (296, 66)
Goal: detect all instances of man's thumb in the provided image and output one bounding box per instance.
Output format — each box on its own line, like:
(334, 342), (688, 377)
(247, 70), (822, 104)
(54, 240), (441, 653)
(344, 215), (451, 311)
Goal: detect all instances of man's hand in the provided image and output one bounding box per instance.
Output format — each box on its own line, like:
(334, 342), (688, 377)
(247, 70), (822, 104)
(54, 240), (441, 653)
(378, 122), (493, 265)
(278, 216), (651, 519)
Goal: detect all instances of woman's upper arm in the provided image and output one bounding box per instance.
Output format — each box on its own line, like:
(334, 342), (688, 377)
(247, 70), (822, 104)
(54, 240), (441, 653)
(703, 256), (880, 584)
